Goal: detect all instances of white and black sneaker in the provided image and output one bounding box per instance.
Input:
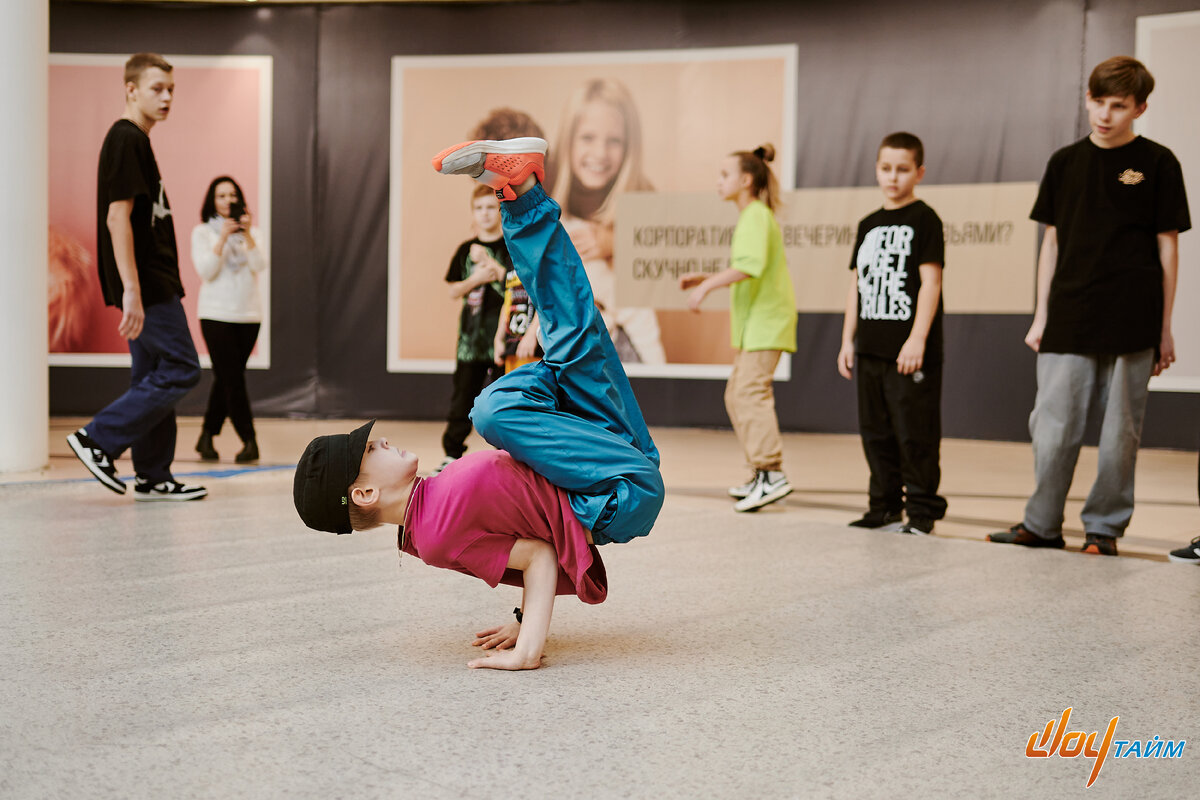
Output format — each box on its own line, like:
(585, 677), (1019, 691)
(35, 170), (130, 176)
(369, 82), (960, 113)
(66, 428), (126, 494)
(1167, 536), (1200, 564)
(728, 474), (759, 499)
(133, 477), (208, 502)
(896, 518), (934, 535)
(733, 470), (793, 512)
(432, 456), (458, 476)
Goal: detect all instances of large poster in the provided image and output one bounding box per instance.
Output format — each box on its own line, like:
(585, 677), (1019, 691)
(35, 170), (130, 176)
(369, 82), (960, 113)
(388, 46), (797, 379)
(48, 54), (273, 368)
(1138, 11), (1200, 393)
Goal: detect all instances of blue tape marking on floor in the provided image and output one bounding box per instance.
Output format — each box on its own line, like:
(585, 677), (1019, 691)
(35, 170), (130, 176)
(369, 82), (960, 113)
(2, 463), (295, 488)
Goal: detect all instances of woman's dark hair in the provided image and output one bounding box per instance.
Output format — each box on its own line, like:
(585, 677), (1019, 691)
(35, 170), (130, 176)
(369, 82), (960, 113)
(200, 175), (247, 221)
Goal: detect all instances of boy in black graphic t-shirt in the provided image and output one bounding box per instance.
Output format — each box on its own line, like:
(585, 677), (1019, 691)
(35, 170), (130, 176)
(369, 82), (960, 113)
(436, 184), (509, 474)
(989, 56), (1190, 556)
(838, 132), (947, 535)
(66, 54), (205, 502)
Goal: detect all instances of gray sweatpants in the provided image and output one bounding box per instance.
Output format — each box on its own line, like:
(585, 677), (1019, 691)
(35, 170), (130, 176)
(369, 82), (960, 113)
(1024, 349), (1154, 539)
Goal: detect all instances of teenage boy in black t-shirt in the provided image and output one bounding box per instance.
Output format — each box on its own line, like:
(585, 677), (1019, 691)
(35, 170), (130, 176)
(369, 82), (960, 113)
(837, 132), (947, 535)
(435, 184), (509, 474)
(66, 54), (206, 501)
(989, 56), (1190, 556)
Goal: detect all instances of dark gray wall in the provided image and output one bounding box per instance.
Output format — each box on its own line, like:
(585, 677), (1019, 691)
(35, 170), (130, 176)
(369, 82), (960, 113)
(49, 0), (1200, 449)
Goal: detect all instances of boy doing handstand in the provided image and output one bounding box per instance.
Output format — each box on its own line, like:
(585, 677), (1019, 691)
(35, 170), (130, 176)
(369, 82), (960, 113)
(293, 138), (664, 670)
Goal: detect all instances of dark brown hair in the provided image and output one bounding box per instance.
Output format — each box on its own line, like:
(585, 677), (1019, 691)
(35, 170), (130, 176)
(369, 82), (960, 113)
(732, 143), (781, 211)
(1089, 56), (1155, 105)
(124, 53), (173, 86)
(878, 132), (924, 168)
(199, 175), (247, 222)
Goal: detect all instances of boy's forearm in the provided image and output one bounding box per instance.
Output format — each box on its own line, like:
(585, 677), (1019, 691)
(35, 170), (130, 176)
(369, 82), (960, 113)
(1033, 226), (1057, 320)
(841, 271), (858, 344)
(448, 272), (486, 299)
(906, 265), (942, 344)
(1159, 232), (1179, 331)
(107, 206), (140, 295)
(510, 541), (557, 664)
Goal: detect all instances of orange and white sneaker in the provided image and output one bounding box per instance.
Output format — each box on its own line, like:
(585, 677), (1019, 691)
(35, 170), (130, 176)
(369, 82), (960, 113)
(431, 137), (547, 200)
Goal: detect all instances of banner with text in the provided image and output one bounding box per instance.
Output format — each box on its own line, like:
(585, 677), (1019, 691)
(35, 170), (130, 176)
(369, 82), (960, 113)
(616, 182), (1038, 314)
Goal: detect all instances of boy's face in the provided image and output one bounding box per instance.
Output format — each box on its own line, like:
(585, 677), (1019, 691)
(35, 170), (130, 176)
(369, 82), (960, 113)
(126, 67), (174, 123)
(472, 194), (501, 235)
(1086, 92), (1145, 146)
(357, 437), (418, 494)
(875, 147), (924, 206)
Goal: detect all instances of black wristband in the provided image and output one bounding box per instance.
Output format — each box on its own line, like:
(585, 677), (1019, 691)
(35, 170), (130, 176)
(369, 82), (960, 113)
(513, 607), (523, 624)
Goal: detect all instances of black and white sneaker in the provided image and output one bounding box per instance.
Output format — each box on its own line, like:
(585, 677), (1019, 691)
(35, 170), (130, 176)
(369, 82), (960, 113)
(896, 517), (934, 535)
(1167, 536), (1200, 564)
(133, 477), (208, 502)
(733, 470), (792, 512)
(848, 509), (903, 529)
(66, 428), (126, 494)
(728, 474), (758, 499)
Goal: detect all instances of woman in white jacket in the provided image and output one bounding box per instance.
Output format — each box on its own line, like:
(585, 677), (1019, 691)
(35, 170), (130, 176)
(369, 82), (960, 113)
(191, 176), (268, 463)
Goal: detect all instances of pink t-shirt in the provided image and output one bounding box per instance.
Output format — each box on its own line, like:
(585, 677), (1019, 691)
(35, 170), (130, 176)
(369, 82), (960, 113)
(400, 450), (608, 604)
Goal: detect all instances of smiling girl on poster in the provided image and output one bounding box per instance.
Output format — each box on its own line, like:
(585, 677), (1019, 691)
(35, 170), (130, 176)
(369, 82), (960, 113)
(549, 78), (666, 365)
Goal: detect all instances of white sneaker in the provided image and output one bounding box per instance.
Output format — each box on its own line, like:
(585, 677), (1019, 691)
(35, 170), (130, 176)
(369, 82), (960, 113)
(133, 478), (208, 502)
(733, 470), (792, 512)
(728, 474), (758, 499)
(433, 456), (458, 475)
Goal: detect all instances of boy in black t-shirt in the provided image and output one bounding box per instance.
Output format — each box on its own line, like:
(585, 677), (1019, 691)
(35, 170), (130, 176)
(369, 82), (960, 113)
(838, 132), (947, 535)
(989, 56), (1190, 556)
(66, 54), (205, 502)
(436, 184), (509, 474)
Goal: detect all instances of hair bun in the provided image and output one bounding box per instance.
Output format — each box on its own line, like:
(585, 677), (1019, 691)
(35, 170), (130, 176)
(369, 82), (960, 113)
(753, 144), (776, 163)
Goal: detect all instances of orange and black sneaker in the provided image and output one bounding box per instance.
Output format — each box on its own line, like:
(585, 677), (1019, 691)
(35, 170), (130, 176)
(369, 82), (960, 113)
(1081, 533), (1118, 556)
(431, 137), (547, 200)
(987, 522), (1065, 549)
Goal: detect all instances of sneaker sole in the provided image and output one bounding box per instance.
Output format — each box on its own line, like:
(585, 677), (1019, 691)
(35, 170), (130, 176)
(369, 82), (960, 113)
(66, 433), (126, 495)
(1080, 543), (1117, 556)
(733, 485), (793, 513)
(848, 518), (903, 529)
(432, 137), (548, 174)
(134, 489), (208, 502)
(1166, 553), (1200, 564)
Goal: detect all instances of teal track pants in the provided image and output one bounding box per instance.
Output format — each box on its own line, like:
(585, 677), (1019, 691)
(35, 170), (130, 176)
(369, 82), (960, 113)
(470, 184), (663, 545)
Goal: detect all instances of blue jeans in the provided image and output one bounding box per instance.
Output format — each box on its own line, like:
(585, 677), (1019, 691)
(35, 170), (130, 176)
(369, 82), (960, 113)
(471, 185), (663, 545)
(1023, 350), (1153, 538)
(87, 296), (201, 482)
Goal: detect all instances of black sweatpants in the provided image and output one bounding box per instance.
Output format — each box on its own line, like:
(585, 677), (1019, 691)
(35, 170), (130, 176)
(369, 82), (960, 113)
(855, 353), (947, 521)
(443, 359), (498, 458)
(200, 319), (260, 443)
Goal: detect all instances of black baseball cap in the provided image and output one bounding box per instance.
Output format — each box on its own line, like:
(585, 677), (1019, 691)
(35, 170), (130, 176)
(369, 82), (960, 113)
(293, 420), (375, 534)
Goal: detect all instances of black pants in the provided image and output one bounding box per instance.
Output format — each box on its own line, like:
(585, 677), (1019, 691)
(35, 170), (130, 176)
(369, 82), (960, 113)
(443, 359), (498, 458)
(200, 319), (260, 443)
(856, 353), (947, 521)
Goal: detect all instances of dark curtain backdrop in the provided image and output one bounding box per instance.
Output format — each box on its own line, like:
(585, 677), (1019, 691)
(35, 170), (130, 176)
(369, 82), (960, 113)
(49, 0), (1200, 448)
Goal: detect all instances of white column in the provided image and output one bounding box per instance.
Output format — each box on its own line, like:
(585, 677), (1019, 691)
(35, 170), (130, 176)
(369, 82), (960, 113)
(0, 0), (49, 473)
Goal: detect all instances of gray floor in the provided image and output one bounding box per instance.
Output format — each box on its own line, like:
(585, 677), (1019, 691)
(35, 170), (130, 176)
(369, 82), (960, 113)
(2, 468), (1197, 799)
